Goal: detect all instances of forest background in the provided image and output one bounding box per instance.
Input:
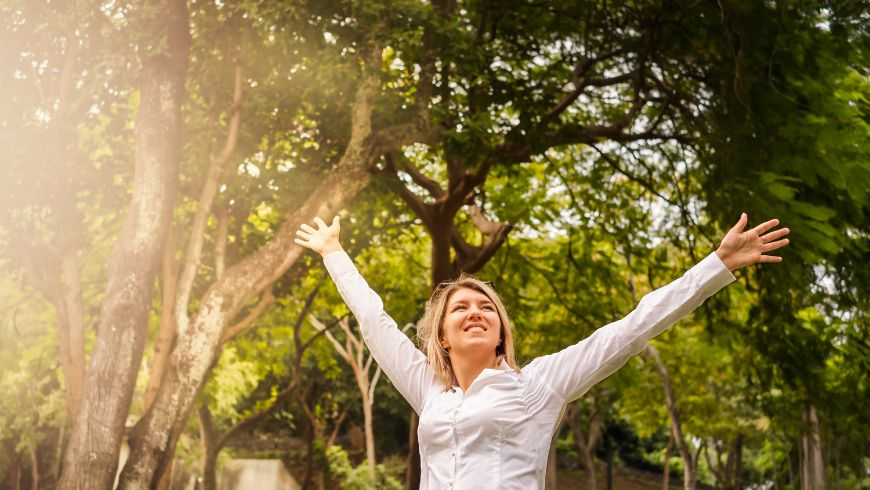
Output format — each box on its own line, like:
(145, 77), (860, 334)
(0, 0), (867, 489)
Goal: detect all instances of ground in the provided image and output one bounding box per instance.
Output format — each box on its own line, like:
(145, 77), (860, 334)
(557, 467), (683, 489)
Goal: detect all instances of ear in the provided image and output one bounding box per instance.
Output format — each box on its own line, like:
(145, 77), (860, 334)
(440, 338), (450, 349)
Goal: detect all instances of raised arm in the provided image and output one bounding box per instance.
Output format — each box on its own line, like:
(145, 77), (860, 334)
(526, 214), (790, 403)
(295, 217), (437, 414)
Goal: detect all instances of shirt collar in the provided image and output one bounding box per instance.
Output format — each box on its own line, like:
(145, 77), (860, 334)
(451, 360), (513, 391)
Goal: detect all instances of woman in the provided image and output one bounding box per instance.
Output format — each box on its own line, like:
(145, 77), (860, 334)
(294, 213), (789, 489)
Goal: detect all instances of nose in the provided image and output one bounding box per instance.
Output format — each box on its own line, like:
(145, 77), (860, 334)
(467, 305), (482, 319)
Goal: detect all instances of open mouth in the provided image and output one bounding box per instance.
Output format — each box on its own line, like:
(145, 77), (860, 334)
(463, 324), (487, 332)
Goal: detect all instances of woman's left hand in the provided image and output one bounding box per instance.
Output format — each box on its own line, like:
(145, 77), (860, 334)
(715, 213), (790, 271)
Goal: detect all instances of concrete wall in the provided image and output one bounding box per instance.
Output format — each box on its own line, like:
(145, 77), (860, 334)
(218, 459), (301, 490)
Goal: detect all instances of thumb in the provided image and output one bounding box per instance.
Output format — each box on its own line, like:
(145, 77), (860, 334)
(730, 212), (748, 234)
(331, 216), (340, 229)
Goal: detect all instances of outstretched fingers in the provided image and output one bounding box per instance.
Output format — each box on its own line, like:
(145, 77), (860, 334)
(762, 238), (790, 252)
(730, 213), (749, 234)
(294, 228), (313, 250)
(761, 227), (790, 242)
(293, 234), (311, 248)
(294, 216), (343, 256)
(752, 218), (780, 236)
(758, 254), (784, 263)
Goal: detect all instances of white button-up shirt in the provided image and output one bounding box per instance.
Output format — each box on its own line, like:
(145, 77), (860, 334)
(324, 251), (734, 490)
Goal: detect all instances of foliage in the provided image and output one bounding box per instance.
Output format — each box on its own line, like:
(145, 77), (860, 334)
(0, 0), (867, 488)
(326, 445), (404, 490)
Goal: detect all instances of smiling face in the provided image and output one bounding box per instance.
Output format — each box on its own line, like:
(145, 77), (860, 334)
(417, 273), (518, 388)
(440, 287), (503, 358)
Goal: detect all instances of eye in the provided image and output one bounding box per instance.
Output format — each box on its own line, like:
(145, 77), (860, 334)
(482, 304), (495, 311)
(452, 305), (466, 312)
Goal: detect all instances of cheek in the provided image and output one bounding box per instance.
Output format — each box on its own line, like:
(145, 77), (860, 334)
(489, 314), (502, 330)
(445, 313), (462, 330)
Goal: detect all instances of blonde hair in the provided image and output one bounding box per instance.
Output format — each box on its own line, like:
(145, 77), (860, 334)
(417, 273), (519, 388)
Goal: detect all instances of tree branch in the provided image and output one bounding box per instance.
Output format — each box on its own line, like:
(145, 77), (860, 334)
(175, 60), (244, 335)
(516, 252), (596, 330)
(378, 157), (435, 230)
(144, 225), (180, 411)
(467, 204), (501, 236)
(219, 286), (274, 344)
(214, 204), (229, 279)
(392, 152), (444, 199)
(310, 315), (351, 362)
(588, 145), (676, 205)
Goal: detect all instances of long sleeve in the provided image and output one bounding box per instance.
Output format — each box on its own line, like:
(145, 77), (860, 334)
(323, 251), (438, 414)
(524, 252), (735, 403)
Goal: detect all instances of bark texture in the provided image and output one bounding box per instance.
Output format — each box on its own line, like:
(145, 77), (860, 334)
(800, 405), (826, 490)
(545, 414), (568, 490)
(57, 0), (190, 487)
(144, 225), (180, 410)
(145, 59), (243, 411)
(118, 45), (425, 487)
(645, 345), (698, 490)
(566, 401), (603, 490)
(197, 286), (320, 487)
(58, 248), (86, 419)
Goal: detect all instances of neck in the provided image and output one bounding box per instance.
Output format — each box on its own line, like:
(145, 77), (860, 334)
(450, 350), (499, 392)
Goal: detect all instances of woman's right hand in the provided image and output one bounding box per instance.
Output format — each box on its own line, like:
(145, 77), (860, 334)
(294, 216), (344, 257)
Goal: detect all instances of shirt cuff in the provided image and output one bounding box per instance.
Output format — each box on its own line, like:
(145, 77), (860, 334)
(697, 252), (736, 294)
(323, 250), (356, 276)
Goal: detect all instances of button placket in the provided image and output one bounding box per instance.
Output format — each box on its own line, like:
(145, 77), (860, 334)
(450, 391), (462, 487)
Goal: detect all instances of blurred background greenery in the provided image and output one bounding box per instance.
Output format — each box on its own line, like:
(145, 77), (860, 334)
(0, 0), (867, 488)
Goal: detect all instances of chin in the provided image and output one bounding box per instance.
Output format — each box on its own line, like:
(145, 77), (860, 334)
(456, 341), (498, 354)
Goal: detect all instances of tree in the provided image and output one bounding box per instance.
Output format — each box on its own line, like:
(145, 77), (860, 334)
(697, 3), (869, 488)
(55, 0), (191, 486)
(1, 1), (867, 488)
(309, 316), (407, 486)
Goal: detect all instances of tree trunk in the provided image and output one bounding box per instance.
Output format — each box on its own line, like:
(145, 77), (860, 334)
(144, 225), (180, 411)
(578, 437), (598, 490)
(731, 434), (743, 490)
(301, 394), (334, 490)
(198, 405), (219, 490)
(9, 452), (21, 490)
(57, 0), (190, 487)
(800, 405), (826, 490)
(545, 414), (568, 490)
(430, 218), (454, 286)
(58, 247), (86, 420)
(28, 444), (39, 490)
(663, 426), (673, 490)
(362, 390), (377, 484)
(405, 413), (421, 490)
(118, 45), (418, 487)
(52, 423), (65, 481)
(564, 401), (602, 490)
(195, 293), (317, 490)
(312, 315), (382, 486)
(644, 345), (697, 490)
(156, 461), (174, 490)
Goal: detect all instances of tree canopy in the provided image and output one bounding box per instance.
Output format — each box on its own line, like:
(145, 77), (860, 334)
(0, 1), (867, 489)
